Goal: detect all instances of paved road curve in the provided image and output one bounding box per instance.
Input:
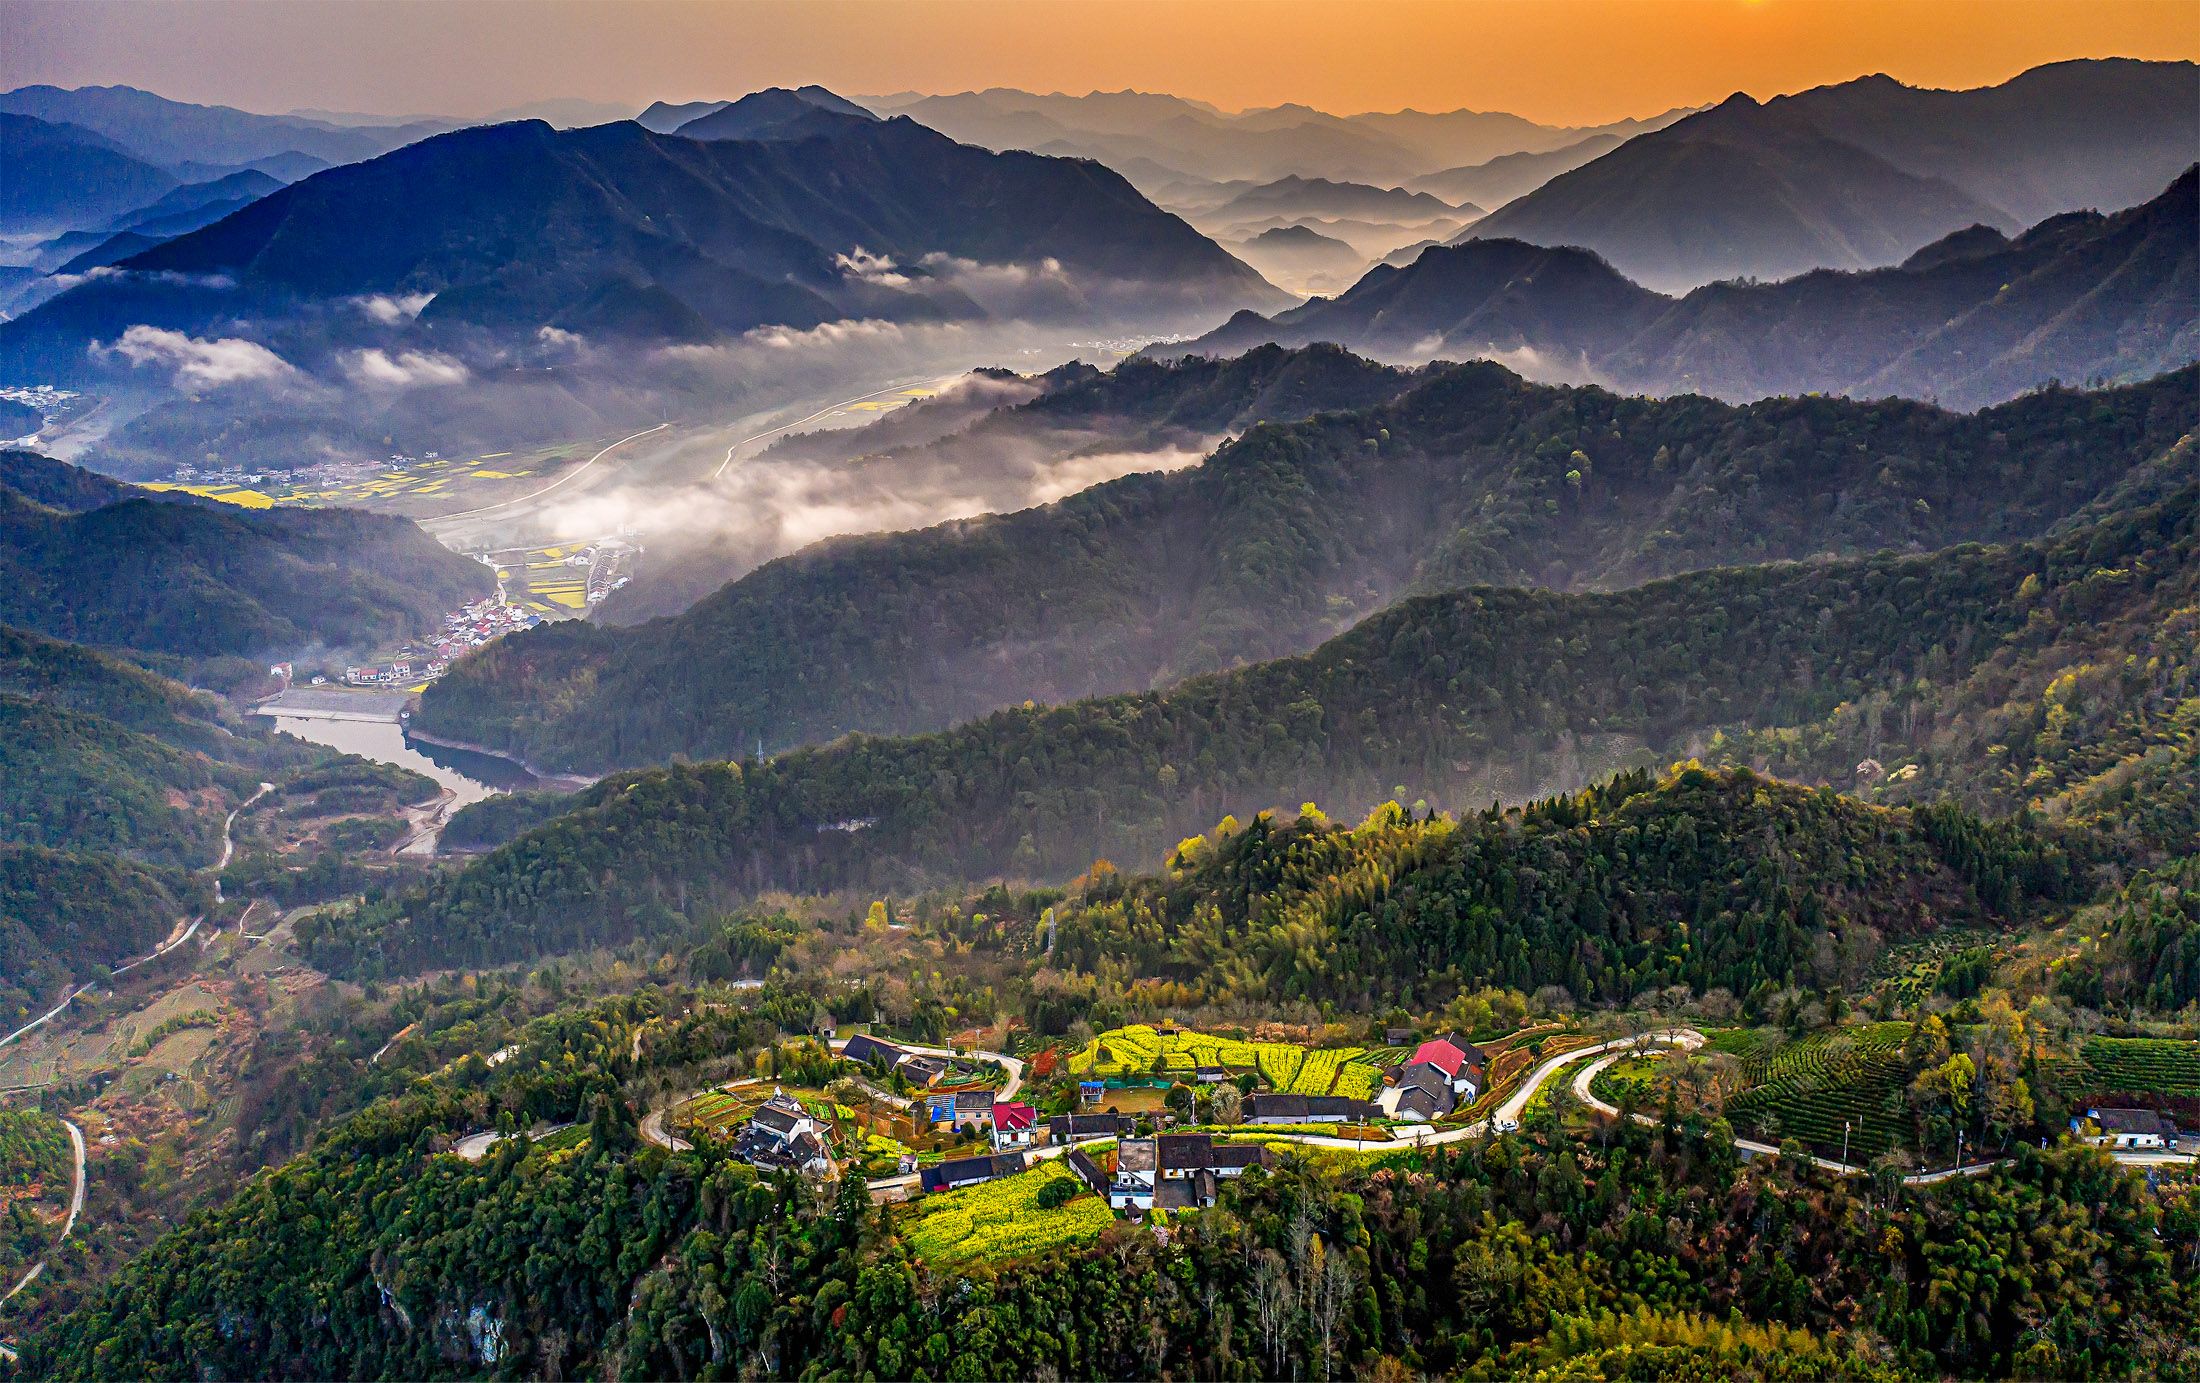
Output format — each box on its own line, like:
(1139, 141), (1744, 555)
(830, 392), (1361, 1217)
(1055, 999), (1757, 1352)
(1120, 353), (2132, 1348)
(0, 1115), (86, 1333)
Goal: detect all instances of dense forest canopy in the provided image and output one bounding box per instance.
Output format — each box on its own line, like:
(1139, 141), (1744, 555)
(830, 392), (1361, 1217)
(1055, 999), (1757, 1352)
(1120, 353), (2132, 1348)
(317, 482), (2196, 978)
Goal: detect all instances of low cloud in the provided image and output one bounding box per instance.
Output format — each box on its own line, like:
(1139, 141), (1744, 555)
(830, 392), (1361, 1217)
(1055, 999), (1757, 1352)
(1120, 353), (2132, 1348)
(352, 292), (435, 324)
(101, 324), (297, 390)
(835, 247), (910, 288)
(345, 347), (471, 388)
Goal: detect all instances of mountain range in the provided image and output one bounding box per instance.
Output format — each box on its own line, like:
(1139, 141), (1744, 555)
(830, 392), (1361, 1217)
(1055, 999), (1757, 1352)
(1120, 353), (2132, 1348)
(0, 89), (1285, 390)
(1458, 59), (2199, 290)
(413, 351), (2198, 775)
(1165, 166), (2199, 408)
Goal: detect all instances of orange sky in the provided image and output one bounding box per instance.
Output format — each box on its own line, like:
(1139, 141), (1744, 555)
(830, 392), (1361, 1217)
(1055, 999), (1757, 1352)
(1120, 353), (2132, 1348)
(3, 0), (2195, 125)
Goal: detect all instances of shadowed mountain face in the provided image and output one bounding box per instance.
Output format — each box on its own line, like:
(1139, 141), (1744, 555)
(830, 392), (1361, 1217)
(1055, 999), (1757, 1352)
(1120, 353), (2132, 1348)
(1164, 167), (2199, 409)
(0, 94), (1287, 385)
(1459, 59), (2199, 290)
(0, 450), (492, 658)
(0, 113), (178, 234)
(413, 354), (2197, 775)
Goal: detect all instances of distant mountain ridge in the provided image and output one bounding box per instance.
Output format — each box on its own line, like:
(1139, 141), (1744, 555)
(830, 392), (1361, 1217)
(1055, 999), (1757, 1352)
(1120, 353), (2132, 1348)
(0, 83), (450, 173)
(0, 112), (178, 233)
(864, 87), (1695, 190)
(1163, 167), (2199, 409)
(1459, 59), (2199, 289)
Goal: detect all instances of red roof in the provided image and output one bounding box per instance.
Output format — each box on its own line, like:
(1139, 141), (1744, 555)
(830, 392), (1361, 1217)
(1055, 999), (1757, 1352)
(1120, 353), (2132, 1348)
(1411, 1038), (1466, 1077)
(992, 1101), (1037, 1131)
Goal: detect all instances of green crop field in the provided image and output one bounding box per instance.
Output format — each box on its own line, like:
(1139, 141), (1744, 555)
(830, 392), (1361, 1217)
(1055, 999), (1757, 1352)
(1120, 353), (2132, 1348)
(902, 1163), (1114, 1268)
(2080, 1037), (2200, 1097)
(1723, 1023), (1915, 1162)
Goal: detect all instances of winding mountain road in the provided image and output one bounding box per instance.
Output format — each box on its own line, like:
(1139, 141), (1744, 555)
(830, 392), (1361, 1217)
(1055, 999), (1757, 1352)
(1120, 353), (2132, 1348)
(0, 1116), (86, 1317)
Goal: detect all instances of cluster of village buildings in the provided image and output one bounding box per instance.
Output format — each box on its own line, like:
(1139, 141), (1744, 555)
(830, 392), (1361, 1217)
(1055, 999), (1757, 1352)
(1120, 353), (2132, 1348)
(893, 1032), (1492, 1216)
(341, 597), (539, 687)
(726, 1033), (2186, 1223)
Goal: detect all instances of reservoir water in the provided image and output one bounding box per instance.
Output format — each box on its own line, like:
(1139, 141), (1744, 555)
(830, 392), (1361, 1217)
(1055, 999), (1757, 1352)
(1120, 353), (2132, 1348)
(265, 716), (538, 809)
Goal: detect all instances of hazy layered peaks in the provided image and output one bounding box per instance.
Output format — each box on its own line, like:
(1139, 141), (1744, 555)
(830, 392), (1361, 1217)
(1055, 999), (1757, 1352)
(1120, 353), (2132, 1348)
(1166, 166), (2196, 410)
(1458, 59), (2199, 290)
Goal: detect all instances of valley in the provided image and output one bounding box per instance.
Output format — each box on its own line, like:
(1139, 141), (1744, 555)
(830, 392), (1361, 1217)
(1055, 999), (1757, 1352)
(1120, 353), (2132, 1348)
(0, 22), (2195, 1382)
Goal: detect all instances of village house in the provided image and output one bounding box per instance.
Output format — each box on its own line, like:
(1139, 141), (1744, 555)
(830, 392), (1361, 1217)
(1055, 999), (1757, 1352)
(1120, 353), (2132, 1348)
(1193, 1066), (1228, 1084)
(1399, 1037), (1487, 1099)
(1384, 1027), (1417, 1046)
(1242, 1093), (1374, 1125)
(1379, 1062), (1457, 1122)
(840, 1033), (906, 1070)
(1108, 1133), (1276, 1213)
(1048, 1111), (1128, 1144)
(990, 1101), (1038, 1150)
(929, 1089), (996, 1133)
(920, 1151), (1026, 1193)
(2074, 1107), (2181, 1150)
(734, 1091), (833, 1176)
(1066, 1147), (1109, 1196)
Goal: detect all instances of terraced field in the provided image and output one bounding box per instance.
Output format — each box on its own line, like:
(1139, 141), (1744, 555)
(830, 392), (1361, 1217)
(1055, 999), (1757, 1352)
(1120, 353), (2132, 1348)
(1066, 1025), (1393, 1099)
(671, 1088), (762, 1137)
(1721, 1023), (1916, 1161)
(2080, 1037), (2200, 1097)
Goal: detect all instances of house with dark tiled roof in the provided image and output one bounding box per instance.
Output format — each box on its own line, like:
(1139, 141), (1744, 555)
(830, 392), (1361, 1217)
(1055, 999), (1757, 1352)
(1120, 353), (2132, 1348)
(920, 1151), (1026, 1193)
(2075, 1107), (2181, 1150)
(1048, 1111), (1127, 1143)
(1405, 1034), (1486, 1098)
(897, 1052), (949, 1085)
(733, 1091), (833, 1175)
(1109, 1134), (1275, 1212)
(1066, 1147), (1108, 1196)
(1380, 1060), (1459, 1122)
(840, 1032), (906, 1069)
(1243, 1093), (1374, 1125)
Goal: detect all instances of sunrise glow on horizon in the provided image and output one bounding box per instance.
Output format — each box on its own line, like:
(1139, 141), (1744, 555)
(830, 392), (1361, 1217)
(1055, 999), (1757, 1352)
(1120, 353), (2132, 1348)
(3, 0), (2193, 126)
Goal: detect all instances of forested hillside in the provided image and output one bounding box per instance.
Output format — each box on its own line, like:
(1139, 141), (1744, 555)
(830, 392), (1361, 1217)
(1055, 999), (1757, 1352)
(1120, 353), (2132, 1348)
(0, 450), (491, 657)
(0, 623), (322, 1015)
(0, 844), (204, 1017)
(312, 482), (2195, 977)
(1052, 765), (2083, 1010)
(20, 985), (2195, 1381)
(417, 356), (2196, 774)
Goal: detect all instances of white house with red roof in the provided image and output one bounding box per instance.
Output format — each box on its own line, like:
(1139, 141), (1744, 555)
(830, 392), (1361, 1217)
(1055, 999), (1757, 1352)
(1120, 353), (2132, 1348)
(990, 1100), (1038, 1150)
(1399, 1034), (1486, 1100)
